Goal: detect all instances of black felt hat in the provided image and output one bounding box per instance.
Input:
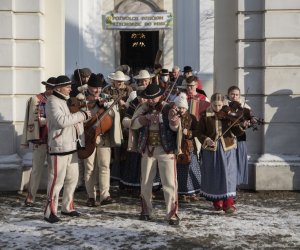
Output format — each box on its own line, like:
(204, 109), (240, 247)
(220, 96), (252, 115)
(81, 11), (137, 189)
(52, 75), (72, 87)
(87, 73), (105, 87)
(41, 77), (56, 87)
(160, 68), (170, 75)
(183, 66), (193, 73)
(140, 83), (165, 99)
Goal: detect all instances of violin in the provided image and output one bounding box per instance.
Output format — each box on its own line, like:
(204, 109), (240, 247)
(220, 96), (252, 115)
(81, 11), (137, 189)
(67, 97), (109, 113)
(216, 101), (265, 131)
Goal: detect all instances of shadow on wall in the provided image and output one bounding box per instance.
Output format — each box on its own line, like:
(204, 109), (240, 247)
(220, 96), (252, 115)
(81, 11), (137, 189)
(265, 89), (300, 189)
(65, 16), (115, 78)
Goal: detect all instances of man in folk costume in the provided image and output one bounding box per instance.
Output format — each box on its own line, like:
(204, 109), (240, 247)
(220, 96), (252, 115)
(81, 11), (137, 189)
(178, 75), (210, 122)
(44, 75), (91, 223)
(124, 69), (154, 108)
(70, 67), (92, 191)
(70, 67), (92, 97)
(121, 70), (161, 193)
(21, 77), (56, 207)
(158, 68), (170, 89)
(170, 65), (184, 86)
(104, 71), (132, 185)
(81, 73), (118, 207)
(131, 83), (181, 226)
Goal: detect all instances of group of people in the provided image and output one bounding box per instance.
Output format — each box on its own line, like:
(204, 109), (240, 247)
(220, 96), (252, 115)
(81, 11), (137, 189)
(21, 64), (251, 226)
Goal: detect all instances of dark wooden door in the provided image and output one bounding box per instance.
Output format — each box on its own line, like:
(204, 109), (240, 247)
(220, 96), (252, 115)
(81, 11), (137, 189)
(120, 31), (159, 75)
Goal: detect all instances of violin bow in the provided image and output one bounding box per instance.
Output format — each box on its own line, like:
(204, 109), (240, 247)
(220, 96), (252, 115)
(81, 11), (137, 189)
(164, 75), (179, 102)
(76, 62), (89, 110)
(214, 88), (250, 143)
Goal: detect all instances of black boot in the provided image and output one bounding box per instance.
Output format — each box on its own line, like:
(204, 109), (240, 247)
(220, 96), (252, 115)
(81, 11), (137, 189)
(86, 198), (96, 207)
(139, 214), (152, 221)
(169, 215), (180, 226)
(44, 213), (60, 224)
(61, 211), (80, 217)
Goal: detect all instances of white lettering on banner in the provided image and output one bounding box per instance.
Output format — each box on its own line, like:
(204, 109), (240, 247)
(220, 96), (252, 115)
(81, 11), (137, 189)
(104, 12), (173, 30)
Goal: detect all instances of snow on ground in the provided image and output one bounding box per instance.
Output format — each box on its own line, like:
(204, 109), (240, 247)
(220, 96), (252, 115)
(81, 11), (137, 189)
(0, 191), (300, 249)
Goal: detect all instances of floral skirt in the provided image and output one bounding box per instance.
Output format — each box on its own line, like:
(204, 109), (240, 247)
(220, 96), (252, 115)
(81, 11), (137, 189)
(177, 152), (201, 195)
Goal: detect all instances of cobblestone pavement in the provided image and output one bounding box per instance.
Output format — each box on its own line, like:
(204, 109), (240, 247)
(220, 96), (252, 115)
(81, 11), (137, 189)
(0, 189), (300, 249)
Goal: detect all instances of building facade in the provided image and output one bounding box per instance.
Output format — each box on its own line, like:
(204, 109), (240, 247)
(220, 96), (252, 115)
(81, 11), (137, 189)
(0, 0), (299, 191)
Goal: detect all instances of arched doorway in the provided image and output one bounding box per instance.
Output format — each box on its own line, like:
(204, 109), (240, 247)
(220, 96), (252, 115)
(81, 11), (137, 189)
(114, 0), (163, 74)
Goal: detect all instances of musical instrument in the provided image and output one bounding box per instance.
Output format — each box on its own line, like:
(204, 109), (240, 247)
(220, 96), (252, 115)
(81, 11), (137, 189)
(67, 97), (107, 113)
(77, 94), (122, 159)
(67, 65), (118, 159)
(216, 101), (265, 131)
(177, 139), (193, 164)
(164, 75), (179, 102)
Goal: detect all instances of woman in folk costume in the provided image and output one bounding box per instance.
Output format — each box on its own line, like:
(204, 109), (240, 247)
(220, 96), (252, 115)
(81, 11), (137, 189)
(225, 86), (251, 186)
(21, 77), (56, 207)
(197, 93), (245, 213)
(174, 93), (201, 203)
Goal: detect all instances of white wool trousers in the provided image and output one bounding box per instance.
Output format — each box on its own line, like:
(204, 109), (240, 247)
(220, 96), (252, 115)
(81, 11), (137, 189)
(84, 146), (111, 202)
(140, 146), (178, 219)
(26, 143), (50, 202)
(44, 153), (79, 218)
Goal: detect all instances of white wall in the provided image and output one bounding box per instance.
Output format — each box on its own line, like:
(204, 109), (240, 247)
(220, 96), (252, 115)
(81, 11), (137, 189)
(65, 0), (214, 89)
(65, 0), (115, 77)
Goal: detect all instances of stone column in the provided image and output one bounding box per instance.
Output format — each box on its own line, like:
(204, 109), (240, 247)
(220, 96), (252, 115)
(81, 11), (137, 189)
(236, 0), (265, 188)
(255, 0), (300, 190)
(173, 0), (200, 71)
(0, 0), (64, 191)
(215, 0), (300, 190)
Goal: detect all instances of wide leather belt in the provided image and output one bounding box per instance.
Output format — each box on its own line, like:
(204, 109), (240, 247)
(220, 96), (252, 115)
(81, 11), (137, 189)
(147, 130), (161, 146)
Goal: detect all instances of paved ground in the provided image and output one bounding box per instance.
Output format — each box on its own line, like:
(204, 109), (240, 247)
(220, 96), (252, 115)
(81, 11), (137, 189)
(0, 189), (300, 249)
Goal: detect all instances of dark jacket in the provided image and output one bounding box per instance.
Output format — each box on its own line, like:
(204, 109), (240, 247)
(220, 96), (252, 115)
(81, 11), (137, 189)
(197, 106), (245, 151)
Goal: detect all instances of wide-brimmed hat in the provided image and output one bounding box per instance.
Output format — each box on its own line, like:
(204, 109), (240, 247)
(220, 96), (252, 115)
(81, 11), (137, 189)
(41, 77), (56, 87)
(52, 75), (73, 88)
(87, 73), (105, 88)
(140, 83), (165, 99)
(183, 66), (193, 73)
(134, 70), (154, 80)
(108, 71), (130, 82)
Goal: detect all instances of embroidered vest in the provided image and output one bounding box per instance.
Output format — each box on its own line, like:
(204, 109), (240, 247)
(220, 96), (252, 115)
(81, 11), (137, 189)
(137, 104), (177, 154)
